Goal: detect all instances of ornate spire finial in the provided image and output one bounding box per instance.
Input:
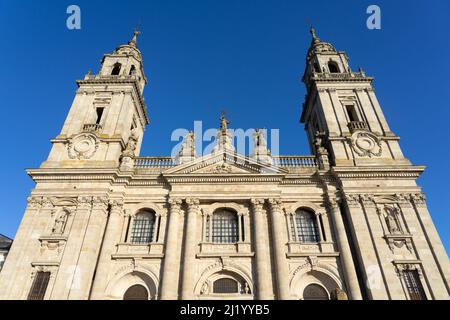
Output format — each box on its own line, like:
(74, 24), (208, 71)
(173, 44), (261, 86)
(128, 30), (140, 47)
(310, 26), (320, 43)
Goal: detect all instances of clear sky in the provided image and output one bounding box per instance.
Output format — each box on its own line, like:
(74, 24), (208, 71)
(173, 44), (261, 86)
(0, 1), (449, 253)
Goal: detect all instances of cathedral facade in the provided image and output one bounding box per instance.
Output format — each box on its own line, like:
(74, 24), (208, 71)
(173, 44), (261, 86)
(0, 30), (448, 300)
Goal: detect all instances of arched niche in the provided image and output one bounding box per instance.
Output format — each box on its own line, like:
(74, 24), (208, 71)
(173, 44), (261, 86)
(290, 263), (343, 299)
(194, 261), (254, 300)
(105, 267), (158, 300)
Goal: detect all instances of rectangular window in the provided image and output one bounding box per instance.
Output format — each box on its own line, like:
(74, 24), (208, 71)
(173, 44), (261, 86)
(27, 271), (50, 300)
(345, 105), (358, 122)
(95, 107), (105, 125)
(403, 269), (427, 300)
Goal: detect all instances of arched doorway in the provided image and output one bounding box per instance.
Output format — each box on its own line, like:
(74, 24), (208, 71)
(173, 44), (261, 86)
(123, 284), (149, 300)
(303, 284), (329, 300)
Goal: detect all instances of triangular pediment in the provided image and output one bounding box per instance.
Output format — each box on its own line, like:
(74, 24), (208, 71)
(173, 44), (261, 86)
(163, 150), (287, 175)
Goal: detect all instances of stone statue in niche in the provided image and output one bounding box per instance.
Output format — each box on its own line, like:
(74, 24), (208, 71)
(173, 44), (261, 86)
(314, 131), (327, 154)
(244, 282), (250, 294)
(385, 206), (401, 234)
(122, 128), (139, 158)
(52, 211), (68, 234)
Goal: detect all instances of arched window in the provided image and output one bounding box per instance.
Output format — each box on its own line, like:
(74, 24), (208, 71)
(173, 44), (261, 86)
(303, 284), (329, 300)
(129, 210), (156, 244)
(292, 209), (320, 243)
(123, 284), (148, 300)
(313, 62), (321, 73)
(328, 61), (340, 73)
(129, 65), (136, 75)
(209, 209), (238, 243)
(213, 278), (239, 294)
(111, 63), (122, 75)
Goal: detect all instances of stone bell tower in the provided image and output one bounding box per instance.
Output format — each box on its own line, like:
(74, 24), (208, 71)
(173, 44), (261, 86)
(300, 28), (409, 166)
(300, 28), (450, 300)
(42, 31), (149, 169)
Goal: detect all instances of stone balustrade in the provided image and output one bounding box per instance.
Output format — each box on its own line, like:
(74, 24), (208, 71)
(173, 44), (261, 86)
(82, 123), (102, 132)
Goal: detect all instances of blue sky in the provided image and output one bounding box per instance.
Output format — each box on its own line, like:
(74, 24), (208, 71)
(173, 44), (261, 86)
(0, 1), (449, 253)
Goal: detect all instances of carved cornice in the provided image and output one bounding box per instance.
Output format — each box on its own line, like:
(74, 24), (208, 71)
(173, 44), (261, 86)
(331, 167), (425, 180)
(164, 176), (284, 184)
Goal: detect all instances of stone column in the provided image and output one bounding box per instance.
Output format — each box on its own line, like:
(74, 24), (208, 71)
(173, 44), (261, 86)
(325, 196), (362, 300)
(89, 199), (124, 299)
(237, 212), (243, 242)
(318, 211), (332, 242)
(250, 199), (274, 300)
(267, 198), (291, 299)
(180, 198), (200, 299)
(68, 196), (109, 300)
(50, 196), (93, 299)
(410, 193), (450, 292)
(160, 198), (183, 300)
(396, 193), (449, 299)
(157, 211), (168, 243)
(0, 196), (44, 299)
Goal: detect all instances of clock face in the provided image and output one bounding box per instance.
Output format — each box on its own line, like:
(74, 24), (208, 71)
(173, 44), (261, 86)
(67, 133), (99, 160)
(350, 131), (382, 158)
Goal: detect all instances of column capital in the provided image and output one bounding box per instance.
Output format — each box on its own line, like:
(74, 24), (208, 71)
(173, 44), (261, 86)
(267, 198), (283, 212)
(168, 197), (183, 215)
(395, 193), (413, 207)
(359, 194), (376, 208)
(109, 199), (124, 216)
(77, 196), (93, 209)
(250, 198), (265, 206)
(324, 194), (339, 210)
(250, 198), (265, 212)
(342, 193), (361, 208)
(185, 197), (200, 207)
(27, 196), (42, 209)
(41, 196), (55, 209)
(411, 192), (426, 207)
(92, 196), (109, 210)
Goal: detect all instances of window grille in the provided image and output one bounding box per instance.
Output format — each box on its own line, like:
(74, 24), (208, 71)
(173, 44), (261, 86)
(27, 271), (50, 300)
(403, 269), (427, 300)
(130, 211), (156, 244)
(293, 209), (320, 243)
(208, 210), (238, 243)
(213, 278), (239, 294)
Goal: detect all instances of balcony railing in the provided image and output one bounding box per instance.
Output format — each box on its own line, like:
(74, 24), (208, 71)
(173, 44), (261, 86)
(134, 157), (177, 168)
(347, 121), (369, 132)
(311, 71), (370, 81)
(83, 123), (102, 132)
(272, 156), (318, 167)
(134, 155), (318, 169)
